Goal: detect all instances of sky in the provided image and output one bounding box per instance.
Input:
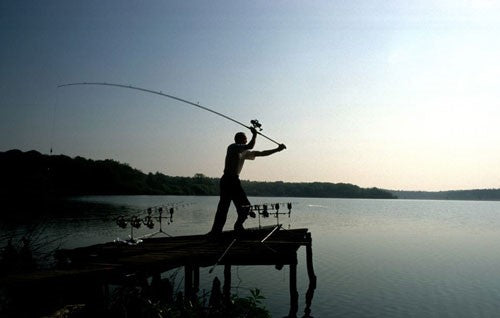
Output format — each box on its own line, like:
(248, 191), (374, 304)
(1, 1), (500, 191)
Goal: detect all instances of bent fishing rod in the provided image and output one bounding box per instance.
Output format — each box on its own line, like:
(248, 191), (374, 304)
(58, 82), (283, 146)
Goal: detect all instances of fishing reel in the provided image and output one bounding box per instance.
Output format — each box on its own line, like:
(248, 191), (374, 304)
(250, 119), (263, 131)
(130, 216), (142, 229)
(157, 206), (175, 225)
(143, 209), (155, 229)
(116, 216), (128, 229)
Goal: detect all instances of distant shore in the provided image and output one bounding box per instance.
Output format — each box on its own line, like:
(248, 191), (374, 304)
(1, 149), (394, 200)
(389, 189), (500, 201)
(2, 149), (499, 202)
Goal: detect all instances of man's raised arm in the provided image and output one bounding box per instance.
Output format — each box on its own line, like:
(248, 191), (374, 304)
(245, 127), (258, 149)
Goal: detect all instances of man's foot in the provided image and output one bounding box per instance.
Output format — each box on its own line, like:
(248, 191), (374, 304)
(206, 230), (222, 240)
(233, 224), (245, 233)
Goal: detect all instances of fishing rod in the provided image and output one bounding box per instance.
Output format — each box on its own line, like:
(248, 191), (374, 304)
(58, 82), (284, 146)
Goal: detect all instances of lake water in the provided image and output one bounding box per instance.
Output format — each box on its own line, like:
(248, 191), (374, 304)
(2, 196), (500, 317)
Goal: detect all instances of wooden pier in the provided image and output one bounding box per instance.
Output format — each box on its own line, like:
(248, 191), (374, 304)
(1, 226), (316, 317)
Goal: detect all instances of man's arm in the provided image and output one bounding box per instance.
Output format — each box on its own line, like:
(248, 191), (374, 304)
(244, 127), (257, 149)
(253, 144), (286, 157)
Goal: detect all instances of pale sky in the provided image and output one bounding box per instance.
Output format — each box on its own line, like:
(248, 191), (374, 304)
(1, 1), (500, 191)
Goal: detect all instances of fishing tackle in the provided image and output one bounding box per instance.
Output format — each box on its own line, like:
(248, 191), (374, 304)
(114, 215), (144, 245)
(245, 202), (293, 228)
(140, 204), (181, 238)
(114, 203), (186, 244)
(58, 82), (284, 146)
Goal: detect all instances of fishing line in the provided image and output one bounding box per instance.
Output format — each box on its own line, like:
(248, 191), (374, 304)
(49, 83), (66, 156)
(49, 101), (57, 155)
(58, 82), (284, 146)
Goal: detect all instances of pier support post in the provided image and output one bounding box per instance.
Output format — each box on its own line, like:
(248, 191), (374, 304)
(304, 232), (317, 317)
(289, 263), (299, 318)
(223, 264), (231, 303)
(193, 266), (200, 296)
(184, 265), (193, 301)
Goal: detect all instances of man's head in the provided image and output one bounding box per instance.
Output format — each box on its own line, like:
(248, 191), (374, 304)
(234, 132), (247, 144)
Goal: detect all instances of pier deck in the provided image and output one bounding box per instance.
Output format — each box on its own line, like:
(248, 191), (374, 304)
(1, 226), (316, 317)
(56, 226), (309, 277)
(2, 226), (310, 286)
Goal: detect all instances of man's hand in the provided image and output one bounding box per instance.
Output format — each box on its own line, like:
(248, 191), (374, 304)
(250, 127), (257, 135)
(278, 144), (286, 151)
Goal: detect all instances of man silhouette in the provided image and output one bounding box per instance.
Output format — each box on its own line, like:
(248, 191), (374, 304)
(209, 128), (286, 235)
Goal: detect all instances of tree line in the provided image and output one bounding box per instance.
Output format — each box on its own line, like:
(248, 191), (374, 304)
(0, 149), (395, 199)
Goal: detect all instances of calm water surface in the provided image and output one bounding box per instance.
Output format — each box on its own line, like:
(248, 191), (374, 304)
(2, 196), (500, 317)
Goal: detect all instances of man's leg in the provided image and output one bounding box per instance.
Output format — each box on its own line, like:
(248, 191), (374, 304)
(210, 176), (232, 234)
(233, 179), (251, 232)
